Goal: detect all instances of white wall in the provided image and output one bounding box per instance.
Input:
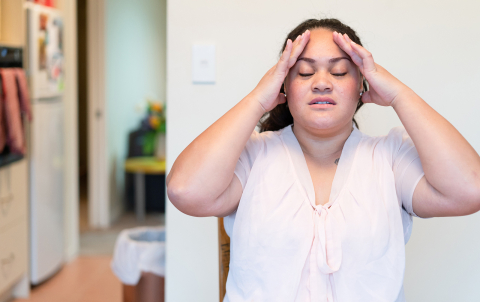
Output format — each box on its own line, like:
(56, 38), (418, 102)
(166, 1), (480, 301)
(105, 0), (167, 221)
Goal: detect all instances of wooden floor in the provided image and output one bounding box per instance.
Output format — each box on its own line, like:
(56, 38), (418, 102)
(14, 256), (122, 302)
(13, 176), (165, 302)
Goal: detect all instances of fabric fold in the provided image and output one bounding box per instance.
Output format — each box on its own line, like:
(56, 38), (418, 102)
(314, 204), (342, 274)
(0, 74), (5, 153)
(310, 204), (341, 302)
(14, 68), (33, 121)
(0, 68), (25, 154)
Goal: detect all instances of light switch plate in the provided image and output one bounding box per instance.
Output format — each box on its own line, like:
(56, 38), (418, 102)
(192, 44), (215, 84)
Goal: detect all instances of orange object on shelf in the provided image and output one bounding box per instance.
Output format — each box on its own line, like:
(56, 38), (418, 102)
(33, 0), (56, 7)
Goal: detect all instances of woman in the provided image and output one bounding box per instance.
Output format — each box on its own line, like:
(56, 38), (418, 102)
(166, 19), (480, 301)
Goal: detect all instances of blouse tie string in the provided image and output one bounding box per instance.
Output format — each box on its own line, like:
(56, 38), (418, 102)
(310, 204), (342, 302)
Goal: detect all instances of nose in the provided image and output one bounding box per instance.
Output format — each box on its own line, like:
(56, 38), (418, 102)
(311, 70), (333, 93)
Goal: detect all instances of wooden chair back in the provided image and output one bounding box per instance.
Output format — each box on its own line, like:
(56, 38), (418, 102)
(218, 217), (230, 302)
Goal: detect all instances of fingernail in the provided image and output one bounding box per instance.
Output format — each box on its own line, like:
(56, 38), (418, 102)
(295, 35), (300, 41)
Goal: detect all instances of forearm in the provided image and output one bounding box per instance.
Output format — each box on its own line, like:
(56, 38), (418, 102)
(392, 89), (480, 202)
(167, 95), (264, 209)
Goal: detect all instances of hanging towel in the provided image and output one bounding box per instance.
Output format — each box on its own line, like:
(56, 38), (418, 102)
(14, 68), (32, 121)
(0, 77), (5, 153)
(0, 68), (25, 155)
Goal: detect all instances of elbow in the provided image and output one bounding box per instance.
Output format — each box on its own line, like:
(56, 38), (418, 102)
(467, 183), (480, 215)
(166, 178), (212, 217)
(166, 171), (188, 210)
(466, 174), (480, 214)
(455, 181), (480, 216)
(166, 180), (192, 213)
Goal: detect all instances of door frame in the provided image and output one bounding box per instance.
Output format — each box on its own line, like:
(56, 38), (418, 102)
(87, 0), (109, 228)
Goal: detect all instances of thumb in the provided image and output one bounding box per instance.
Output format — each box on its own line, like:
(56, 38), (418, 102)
(360, 91), (373, 104)
(276, 92), (287, 105)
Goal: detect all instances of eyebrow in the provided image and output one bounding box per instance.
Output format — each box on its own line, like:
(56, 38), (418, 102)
(297, 56), (352, 63)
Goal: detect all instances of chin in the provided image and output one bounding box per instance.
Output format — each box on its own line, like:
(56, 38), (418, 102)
(303, 115), (352, 132)
(305, 118), (337, 130)
(305, 111), (336, 126)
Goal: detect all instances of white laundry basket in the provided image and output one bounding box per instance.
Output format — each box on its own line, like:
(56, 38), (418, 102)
(111, 226), (165, 302)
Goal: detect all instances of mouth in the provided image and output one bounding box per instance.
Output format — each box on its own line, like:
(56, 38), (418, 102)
(309, 97), (336, 106)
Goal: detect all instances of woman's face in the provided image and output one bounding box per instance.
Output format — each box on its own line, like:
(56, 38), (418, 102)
(285, 28), (363, 132)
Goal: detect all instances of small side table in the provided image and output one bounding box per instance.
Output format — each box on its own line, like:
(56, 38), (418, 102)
(124, 157), (166, 221)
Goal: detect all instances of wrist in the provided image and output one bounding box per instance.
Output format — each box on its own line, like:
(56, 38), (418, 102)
(244, 93), (268, 115)
(391, 88), (418, 110)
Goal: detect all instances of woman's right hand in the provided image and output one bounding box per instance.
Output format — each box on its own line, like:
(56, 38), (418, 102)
(250, 29), (311, 112)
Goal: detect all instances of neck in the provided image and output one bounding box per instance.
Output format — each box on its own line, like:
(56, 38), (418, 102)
(292, 121), (353, 162)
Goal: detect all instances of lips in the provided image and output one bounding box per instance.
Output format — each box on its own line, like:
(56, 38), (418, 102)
(309, 97), (336, 105)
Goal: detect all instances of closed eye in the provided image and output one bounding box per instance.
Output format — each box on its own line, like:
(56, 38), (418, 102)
(299, 72), (348, 77)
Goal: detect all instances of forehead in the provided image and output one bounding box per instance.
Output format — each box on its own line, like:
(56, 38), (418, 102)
(299, 28), (348, 60)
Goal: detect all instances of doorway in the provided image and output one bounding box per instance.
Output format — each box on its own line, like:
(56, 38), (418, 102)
(77, 0), (89, 233)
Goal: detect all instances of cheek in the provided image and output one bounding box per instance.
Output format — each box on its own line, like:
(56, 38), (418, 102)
(286, 80), (307, 101)
(337, 79), (360, 101)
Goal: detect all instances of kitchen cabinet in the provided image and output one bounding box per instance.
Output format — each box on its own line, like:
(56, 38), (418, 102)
(0, 159), (29, 301)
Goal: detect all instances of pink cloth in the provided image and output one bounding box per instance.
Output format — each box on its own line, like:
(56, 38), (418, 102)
(0, 89), (5, 153)
(223, 125), (425, 302)
(14, 68), (33, 121)
(1, 68), (25, 154)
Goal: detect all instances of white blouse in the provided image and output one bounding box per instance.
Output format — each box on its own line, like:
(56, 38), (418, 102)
(223, 124), (425, 302)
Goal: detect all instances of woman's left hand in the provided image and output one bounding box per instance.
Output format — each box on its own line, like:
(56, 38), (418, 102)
(332, 31), (411, 107)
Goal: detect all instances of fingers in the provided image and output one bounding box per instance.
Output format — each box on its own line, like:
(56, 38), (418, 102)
(275, 30), (310, 76)
(276, 39), (293, 73)
(349, 41), (376, 73)
(332, 32), (363, 68)
(287, 30), (311, 68)
(335, 32), (376, 73)
(360, 91), (373, 104)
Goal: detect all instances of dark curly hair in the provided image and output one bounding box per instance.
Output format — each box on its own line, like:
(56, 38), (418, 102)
(258, 18), (368, 132)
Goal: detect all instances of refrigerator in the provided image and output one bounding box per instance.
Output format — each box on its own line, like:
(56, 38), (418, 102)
(26, 3), (65, 285)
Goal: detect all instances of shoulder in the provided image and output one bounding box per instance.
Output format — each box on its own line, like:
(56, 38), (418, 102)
(238, 125), (290, 168)
(357, 126), (414, 164)
(246, 125), (291, 148)
(359, 126), (410, 148)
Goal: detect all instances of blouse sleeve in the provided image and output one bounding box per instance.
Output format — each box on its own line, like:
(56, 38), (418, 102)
(233, 129), (265, 190)
(223, 129), (265, 234)
(386, 127), (425, 218)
